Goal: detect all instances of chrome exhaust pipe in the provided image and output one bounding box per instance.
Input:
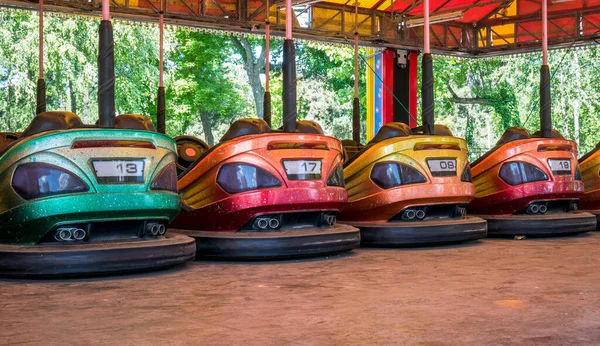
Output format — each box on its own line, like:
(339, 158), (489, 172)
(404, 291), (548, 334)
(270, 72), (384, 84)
(158, 224), (166, 235)
(146, 223), (160, 236)
(530, 204), (539, 214)
(257, 218), (269, 229)
(415, 210), (426, 220)
(403, 209), (416, 220)
(72, 228), (86, 240)
(539, 205), (547, 214)
(56, 228), (73, 241)
(268, 218), (280, 229)
(325, 215), (336, 225)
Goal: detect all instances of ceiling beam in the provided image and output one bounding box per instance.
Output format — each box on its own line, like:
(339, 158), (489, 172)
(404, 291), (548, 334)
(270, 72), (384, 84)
(0, 0), (597, 57)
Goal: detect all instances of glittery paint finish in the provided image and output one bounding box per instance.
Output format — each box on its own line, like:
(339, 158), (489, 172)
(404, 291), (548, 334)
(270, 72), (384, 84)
(469, 138), (583, 215)
(340, 135), (474, 222)
(172, 133), (346, 232)
(0, 129), (180, 244)
(578, 148), (600, 210)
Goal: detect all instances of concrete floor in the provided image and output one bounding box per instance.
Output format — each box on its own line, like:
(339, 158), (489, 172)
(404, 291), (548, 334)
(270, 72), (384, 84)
(1, 233), (600, 346)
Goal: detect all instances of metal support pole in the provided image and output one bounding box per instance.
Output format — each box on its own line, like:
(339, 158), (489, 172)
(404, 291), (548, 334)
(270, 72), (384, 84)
(263, 0), (271, 126)
(421, 0), (434, 134)
(282, 0), (296, 132)
(352, 1), (360, 143)
(98, 0), (115, 128)
(540, 0), (552, 138)
(36, 0), (46, 114)
(157, 13), (166, 134)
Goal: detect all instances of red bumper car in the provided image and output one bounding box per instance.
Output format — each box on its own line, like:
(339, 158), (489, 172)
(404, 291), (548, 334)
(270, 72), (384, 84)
(468, 127), (596, 236)
(170, 119), (360, 259)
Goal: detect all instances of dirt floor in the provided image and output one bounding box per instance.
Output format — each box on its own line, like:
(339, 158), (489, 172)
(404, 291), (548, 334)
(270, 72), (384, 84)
(1, 232), (600, 346)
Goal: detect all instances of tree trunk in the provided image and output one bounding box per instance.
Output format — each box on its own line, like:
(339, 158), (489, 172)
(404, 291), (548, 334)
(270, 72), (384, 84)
(486, 112), (491, 149)
(463, 105), (474, 146)
(231, 37), (266, 119)
(559, 72), (569, 138)
(199, 111), (215, 146)
(7, 80), (13, 130)
(59, 93), (65, 111)
(83, 91), (89, 123)
(69, 80), (77, 114)
(447, 83), (490, 106)
(573, 102), (580, 145)
(249, 72), (265, 119)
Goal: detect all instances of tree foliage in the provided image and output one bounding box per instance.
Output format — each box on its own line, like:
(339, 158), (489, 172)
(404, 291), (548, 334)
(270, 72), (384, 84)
(1, 10), (600, 157)
(429, 48), (600, 157)
(167, 30), (243, 144)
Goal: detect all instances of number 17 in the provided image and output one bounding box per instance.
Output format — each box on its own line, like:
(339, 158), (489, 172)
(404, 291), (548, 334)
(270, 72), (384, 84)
(301, 162), (317, 172)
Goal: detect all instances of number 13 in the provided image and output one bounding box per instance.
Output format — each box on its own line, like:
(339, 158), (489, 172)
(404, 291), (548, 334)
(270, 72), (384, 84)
(116, 163), (138, 174)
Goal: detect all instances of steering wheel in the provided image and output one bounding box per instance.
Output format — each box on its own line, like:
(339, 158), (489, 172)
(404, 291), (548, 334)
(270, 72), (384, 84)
(175, 135), (210, 175)
(0, 132), (19, 152)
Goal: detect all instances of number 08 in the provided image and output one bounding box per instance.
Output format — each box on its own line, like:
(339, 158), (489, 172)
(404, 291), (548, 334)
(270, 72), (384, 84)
(440, 161), (455, 170)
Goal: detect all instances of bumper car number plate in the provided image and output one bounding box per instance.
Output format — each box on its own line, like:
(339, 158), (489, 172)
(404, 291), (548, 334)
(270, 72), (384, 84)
(427, 158), (456, 177)
(92, 160), (145, 184)
(283, 160), (322, 180)
(548, 159), (571, 175)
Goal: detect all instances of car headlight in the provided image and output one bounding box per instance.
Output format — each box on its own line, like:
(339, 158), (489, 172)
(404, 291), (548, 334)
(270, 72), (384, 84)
(370, 162), (427, 189)
(217, 163), (281, 194)
(499, 161), (548, 186)
(151, 162), (178, 192)
(461, 164), (472, 182)
(12, 162), (89, 200)
(326, 164), (344, 187)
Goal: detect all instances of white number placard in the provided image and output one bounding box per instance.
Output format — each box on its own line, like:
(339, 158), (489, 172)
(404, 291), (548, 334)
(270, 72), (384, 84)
(548, 159), (571, 174)
(283, 160), (322, 180)
(93, 160), (145, 183)
(427, 159), (457, 176)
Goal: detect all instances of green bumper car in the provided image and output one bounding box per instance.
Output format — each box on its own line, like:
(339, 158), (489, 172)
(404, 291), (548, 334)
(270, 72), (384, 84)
(0, 112), (196, 277)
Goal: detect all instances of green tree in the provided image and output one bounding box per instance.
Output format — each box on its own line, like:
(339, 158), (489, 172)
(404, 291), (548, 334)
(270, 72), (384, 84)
(2, 10), (600, 158)
(113, 22), (161, 122)
(167, 30), (244, 145)
(291, 42), (368, 141)
(230, 36), (272, 119)
(0, 10), (38, 130)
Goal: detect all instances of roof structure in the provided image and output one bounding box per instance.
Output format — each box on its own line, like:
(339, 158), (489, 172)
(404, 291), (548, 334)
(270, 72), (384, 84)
(1, 0), (599, 56)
